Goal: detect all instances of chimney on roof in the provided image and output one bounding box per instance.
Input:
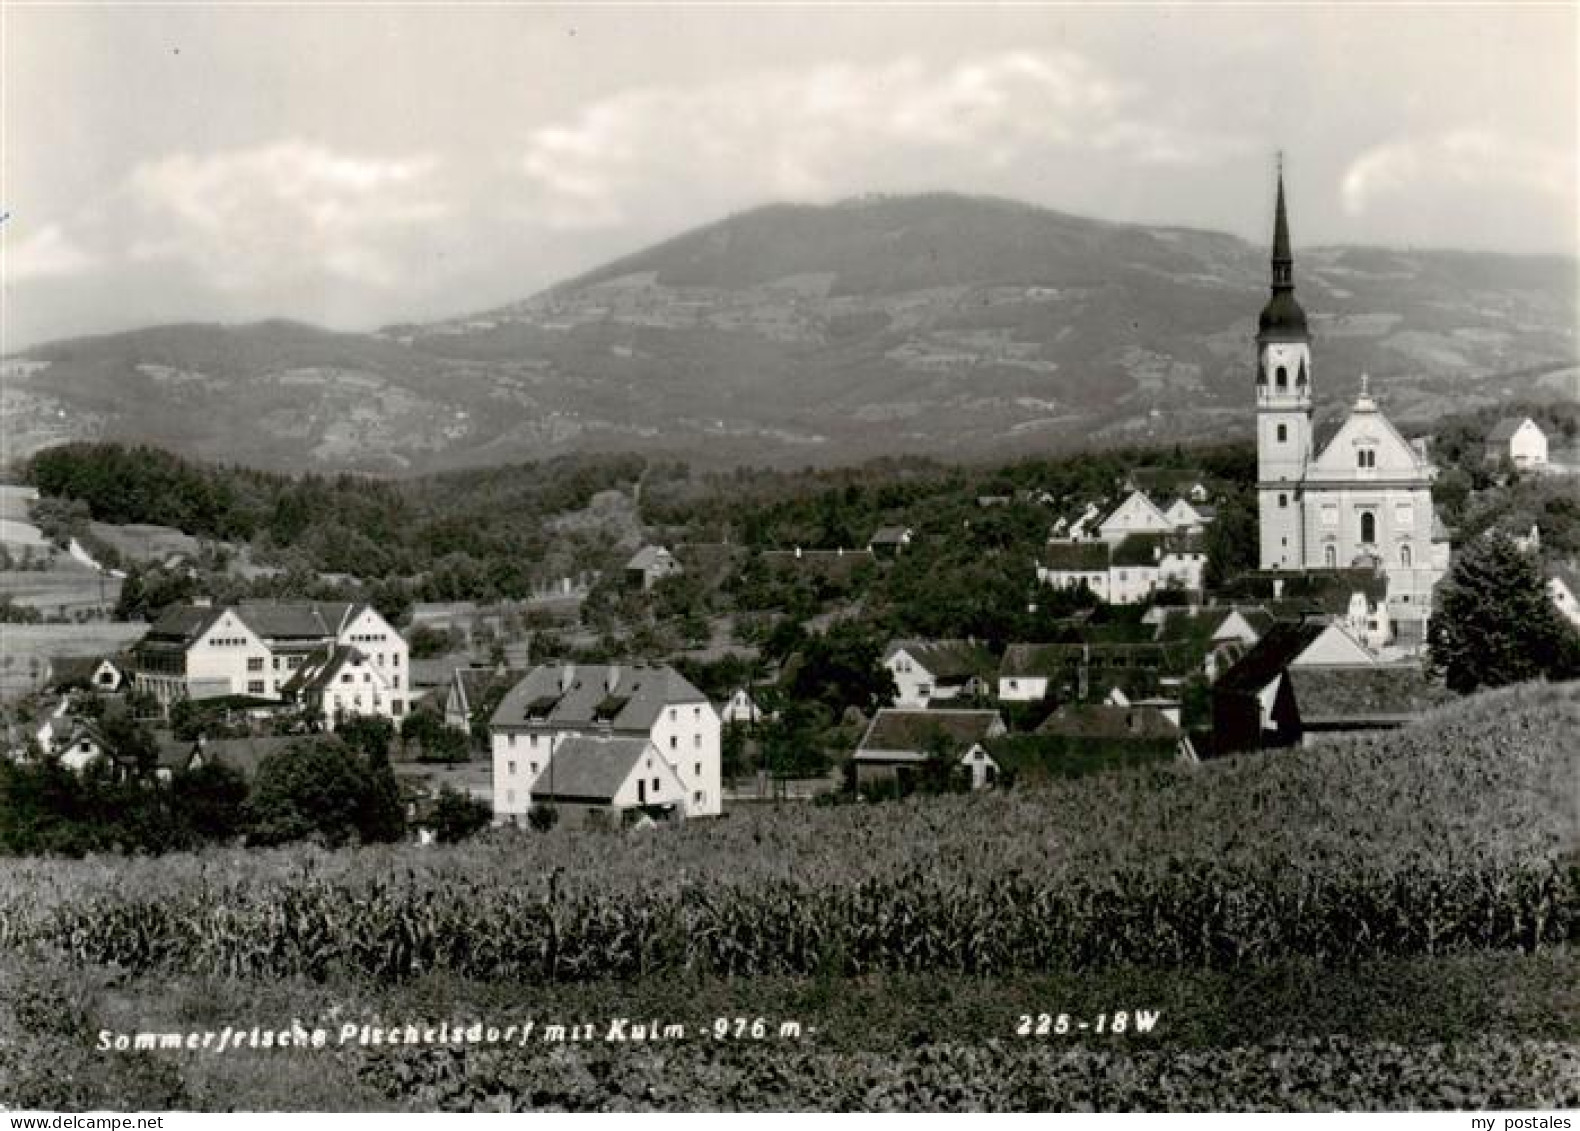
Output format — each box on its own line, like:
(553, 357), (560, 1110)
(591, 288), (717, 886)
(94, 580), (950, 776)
(606, 664), (620, 693)
(559, 663), (576, 693)
(1273, 579), (1285, 600)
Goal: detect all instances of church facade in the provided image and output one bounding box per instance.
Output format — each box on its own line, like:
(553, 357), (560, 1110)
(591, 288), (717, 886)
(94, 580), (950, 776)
(1253, 171), (1450, 629)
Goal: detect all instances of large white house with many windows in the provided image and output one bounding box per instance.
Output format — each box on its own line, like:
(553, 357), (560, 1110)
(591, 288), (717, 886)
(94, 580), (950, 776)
(488, 662), (720, 824)
(130, 599), (408, 725)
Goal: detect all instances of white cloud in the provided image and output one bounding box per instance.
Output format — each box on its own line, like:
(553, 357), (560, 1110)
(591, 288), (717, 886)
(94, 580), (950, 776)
(1341, 130), (1572, 217)
(515, 50), (1245, 231)
(4, 223), (99, 281)
(124, 140), (449, 289)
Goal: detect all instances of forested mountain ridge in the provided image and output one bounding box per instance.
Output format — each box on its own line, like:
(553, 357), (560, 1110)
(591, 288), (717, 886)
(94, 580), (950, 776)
(6, 193), (1576, 475)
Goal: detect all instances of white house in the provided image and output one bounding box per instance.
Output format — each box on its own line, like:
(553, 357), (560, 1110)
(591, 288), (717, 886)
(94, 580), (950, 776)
(1288, 621), (1378, 668)
(1038, 533), (1207, 606)
(282, 646), (398, 731)
(1485, 417), (1548, 469)
(130, 599), (409, 720)
(882, 640), (995, 708)
(525, 734), (689, 823)
(57, 720), (107, 773)
(1549, 566), (1580, 630)
(489, 662), (720, 824)
(625, 546), (683, 591)
(718, 687), (773, 726)
(868, 526), (914, 557)
(1096, 491), (1178, 545)
(853, 708), (1006, 791)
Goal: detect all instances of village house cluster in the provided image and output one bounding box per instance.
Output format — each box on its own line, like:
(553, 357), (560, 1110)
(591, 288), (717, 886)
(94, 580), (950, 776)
(9, 170), (1577, 826)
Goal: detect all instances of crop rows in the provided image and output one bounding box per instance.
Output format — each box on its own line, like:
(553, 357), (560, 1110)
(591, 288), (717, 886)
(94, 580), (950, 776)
(4, 854), (1572, 982)
(352, 1035), (1580, 1112)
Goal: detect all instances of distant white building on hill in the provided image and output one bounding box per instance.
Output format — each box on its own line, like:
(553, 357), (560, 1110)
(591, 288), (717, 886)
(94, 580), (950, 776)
(1484, 417), (1548, 469)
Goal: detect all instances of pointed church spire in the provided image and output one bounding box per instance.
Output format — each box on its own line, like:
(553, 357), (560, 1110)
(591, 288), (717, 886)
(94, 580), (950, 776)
(1257, 153), (1308, 341)
(1271, 153), (1293, 290)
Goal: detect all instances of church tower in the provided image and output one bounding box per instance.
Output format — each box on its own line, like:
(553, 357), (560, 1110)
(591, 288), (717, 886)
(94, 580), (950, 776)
(1255, 162), (1313, 570)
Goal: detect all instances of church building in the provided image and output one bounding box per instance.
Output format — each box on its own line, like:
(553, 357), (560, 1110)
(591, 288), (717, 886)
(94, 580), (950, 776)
(1253, 168), (1450, 633)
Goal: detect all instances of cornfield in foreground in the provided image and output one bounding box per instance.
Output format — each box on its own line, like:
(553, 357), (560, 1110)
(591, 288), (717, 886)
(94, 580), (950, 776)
(0, 681), (1574, 980)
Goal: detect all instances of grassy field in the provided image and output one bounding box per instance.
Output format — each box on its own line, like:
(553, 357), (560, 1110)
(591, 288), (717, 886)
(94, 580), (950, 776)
(0, 680), (1576, 1110)
(0, 621), (145, 700)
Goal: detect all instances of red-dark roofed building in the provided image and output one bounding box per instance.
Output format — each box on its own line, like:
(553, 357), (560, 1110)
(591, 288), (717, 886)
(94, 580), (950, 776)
(855, 708), (1007, 791)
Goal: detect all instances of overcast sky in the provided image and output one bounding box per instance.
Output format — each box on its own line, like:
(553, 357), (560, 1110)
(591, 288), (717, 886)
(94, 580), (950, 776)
(3, 3), (1575, 349)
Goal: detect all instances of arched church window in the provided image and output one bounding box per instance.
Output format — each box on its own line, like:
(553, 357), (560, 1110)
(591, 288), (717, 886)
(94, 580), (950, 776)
(1278, 493), (1288, 508)
(1276, 424), (1287, 443)
(1324, 545), (1336, 568)
(1400, 544), (1412, 568)
(1276, 366), (1288, 390)
(1360, 512), (1376, 544)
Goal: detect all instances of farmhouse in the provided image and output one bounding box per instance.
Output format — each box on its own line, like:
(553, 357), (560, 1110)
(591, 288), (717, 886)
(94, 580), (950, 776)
(1211, 617), (1445, 753)
(854, 708), (1007, 791)
(489, 662), (720, 824)
(128, 599), (408, 723)
(867, 526), (913, 557)
(883, 639), (996, 708)
(526, 734), (689, 824)
(718, 687), (773, 726)
(1484, 417), (1548, 469)
(443, 665), (528, 733)
(625, 545), (683, 591)
(1547, 564), (1580, 630)
(280, 646), (396, 732)
(1038, 530), (1207, 605)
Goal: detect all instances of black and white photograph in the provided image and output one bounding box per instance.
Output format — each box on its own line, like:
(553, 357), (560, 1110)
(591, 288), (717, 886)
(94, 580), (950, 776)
(1, 0), (1577, 1115)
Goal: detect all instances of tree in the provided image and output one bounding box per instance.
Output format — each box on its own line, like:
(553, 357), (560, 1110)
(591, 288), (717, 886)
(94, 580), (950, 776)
(97, 709), (159, 778)
(401, 709), (471, 763)
(1427, 531), (1580, 694)
(245, 738), (376, 847)
(429, 786), (492, 843)
(357, 741), (407, 844)
(169, 762), (249, 843)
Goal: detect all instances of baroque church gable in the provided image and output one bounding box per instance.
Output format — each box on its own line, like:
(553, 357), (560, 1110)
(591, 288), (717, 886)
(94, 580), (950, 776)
(1308, 390), (1428, 481)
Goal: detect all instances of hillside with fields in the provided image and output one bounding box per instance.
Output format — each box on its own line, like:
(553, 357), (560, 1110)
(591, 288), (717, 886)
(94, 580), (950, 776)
(2, 679), (1576, 1110)
(5, 195), (1575, 474)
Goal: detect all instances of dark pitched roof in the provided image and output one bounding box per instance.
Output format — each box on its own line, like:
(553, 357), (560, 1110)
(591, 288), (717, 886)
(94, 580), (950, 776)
(885, 639), (996, 682)
(858, 709), (1004, 755)
(533, 734), (654, 803)
(143, 604), (227, 643)
(1126, 467), (1207, 493)
(451, 666), (528, 717)
(280, 645), (368, 698)
(1214, 620), (1328, 696)
(1110, 532), (1206, 567)
(1041, 541), (1110, 571)
(868, 526), (911, 545)
(46, 656), (102, 690)
(1287, 665), (1453, 724)
(193, 735), (298, 778)
(491, 663), (709, 733)
(1486, 416), (1534, 444)
(1219, 568), (1388, 611)
(1036, 703), (1178, 739)
(625, 545), (677, 572)
(235, 600), (358, 640)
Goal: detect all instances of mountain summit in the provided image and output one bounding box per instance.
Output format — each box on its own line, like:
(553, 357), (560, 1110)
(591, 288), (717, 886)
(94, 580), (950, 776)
(7, 193), (1576, 474)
